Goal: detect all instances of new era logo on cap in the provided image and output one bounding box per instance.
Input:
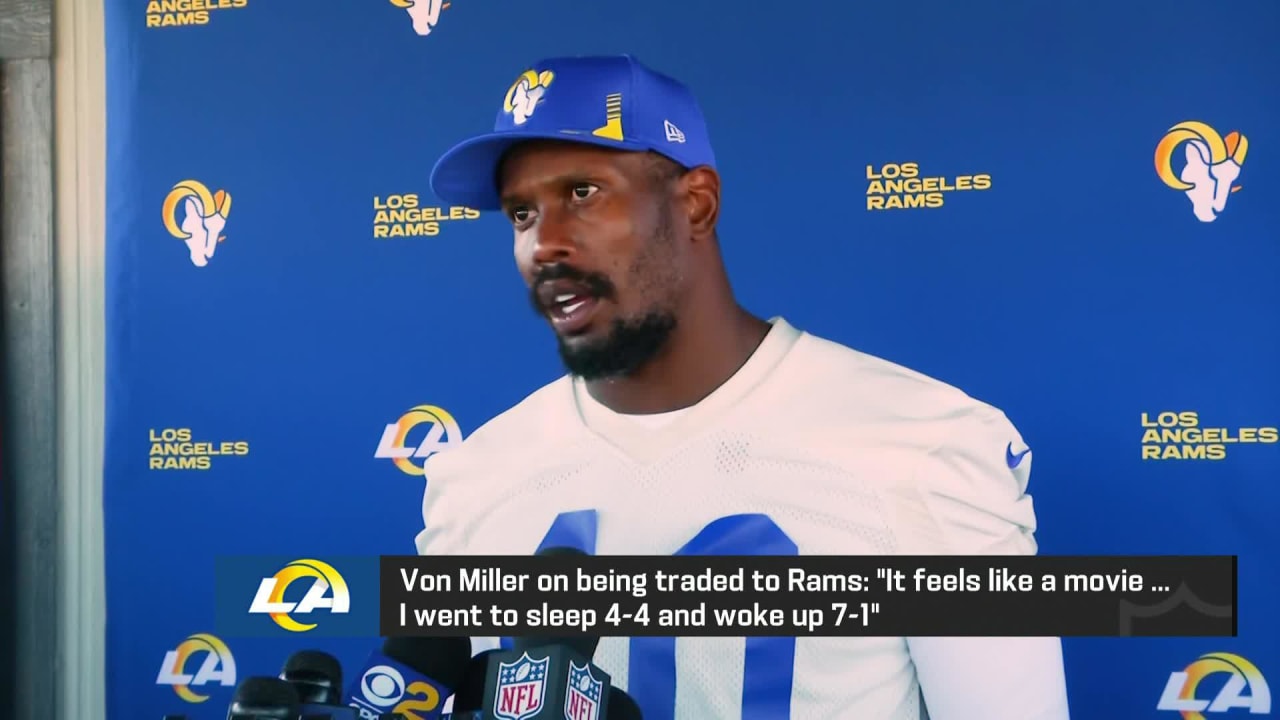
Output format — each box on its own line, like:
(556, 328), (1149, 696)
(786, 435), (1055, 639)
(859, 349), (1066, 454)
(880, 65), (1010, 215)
(429, 54), (717, 210)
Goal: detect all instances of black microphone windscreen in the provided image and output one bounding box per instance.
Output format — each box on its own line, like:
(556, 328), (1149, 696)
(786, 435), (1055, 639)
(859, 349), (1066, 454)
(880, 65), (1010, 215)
(606, 686), (643, 720)
(536, 547), (590, 558)
(514, 546), (600, 658)
(227, 676), (301, 719)
(451, 649), (500, 712)
(380, 635), (473, 691)
(280, 649), (344, 704)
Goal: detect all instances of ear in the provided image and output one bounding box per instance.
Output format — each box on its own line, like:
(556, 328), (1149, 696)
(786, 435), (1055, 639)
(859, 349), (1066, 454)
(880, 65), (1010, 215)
(679, 166), (720, 242)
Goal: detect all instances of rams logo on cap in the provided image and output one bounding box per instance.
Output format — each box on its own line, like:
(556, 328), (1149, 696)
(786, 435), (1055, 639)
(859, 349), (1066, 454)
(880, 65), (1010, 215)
(504, 70), (555, 126)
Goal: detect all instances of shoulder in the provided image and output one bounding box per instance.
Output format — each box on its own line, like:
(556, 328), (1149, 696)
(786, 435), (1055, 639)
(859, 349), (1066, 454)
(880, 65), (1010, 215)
(425, 373), (579, 482)
(779, 327), (1022, 438)
(782, 326), (1037, 554)
(414, 374), (580, 555)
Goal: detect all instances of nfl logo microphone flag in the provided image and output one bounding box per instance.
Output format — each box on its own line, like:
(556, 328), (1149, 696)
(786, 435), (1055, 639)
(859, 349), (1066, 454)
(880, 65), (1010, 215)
(102, 1), (1277, 719)
(494, 653), (549, 720)
(565, 662), (604, 720)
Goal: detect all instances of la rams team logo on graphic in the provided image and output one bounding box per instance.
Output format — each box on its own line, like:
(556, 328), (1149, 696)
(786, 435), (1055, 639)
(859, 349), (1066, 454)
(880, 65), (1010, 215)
(565, 661), (604, 720)
(162, 179), (232, 267)
(154, 633), (237, 703)
(247, 559), (350, 632)
(374, 404), (464, 476)
(504, 70), (555, 125)
(1156, 652), (1270, 717)
(1154, 121), (1248, 223)
(388, 0), (448, 36)
(494, 653), (549, 720)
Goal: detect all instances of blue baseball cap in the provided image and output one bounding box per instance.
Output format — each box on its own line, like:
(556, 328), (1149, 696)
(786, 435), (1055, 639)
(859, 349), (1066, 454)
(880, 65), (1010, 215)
(429, 54), (717, 211)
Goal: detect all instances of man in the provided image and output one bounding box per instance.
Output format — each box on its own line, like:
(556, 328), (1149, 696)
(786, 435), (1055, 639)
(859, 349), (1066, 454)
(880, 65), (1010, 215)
(420, 54), (1071, 719)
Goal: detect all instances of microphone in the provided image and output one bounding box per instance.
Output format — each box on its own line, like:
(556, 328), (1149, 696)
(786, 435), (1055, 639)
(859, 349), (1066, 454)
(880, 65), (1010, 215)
(605, 686), (643, 720)
(343, 636), (472, 720)
(225, 676), (301, 719)
(451, 648), (643, 719)
(280, 649), (354, 719)
(481, 546), (614, 720)
(440, 649), (500, 719)
(444, 689), (641, 720)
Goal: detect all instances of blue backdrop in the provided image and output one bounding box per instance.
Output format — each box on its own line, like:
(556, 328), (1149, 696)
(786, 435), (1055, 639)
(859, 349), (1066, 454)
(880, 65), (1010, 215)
(104, 1), (1279, 718)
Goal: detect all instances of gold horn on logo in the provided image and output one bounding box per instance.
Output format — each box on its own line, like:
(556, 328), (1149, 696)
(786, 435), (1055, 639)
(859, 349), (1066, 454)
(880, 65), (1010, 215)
(1154, 121), (1248, 191)
(162, 180), (231, 241)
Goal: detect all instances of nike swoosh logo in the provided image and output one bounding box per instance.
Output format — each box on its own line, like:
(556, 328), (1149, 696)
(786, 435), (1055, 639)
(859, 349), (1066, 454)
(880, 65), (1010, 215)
(1006, 443), (1031, 469)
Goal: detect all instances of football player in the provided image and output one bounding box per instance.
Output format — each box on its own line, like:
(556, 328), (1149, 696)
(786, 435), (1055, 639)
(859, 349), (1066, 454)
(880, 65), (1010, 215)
(420, 54), (1071, 719)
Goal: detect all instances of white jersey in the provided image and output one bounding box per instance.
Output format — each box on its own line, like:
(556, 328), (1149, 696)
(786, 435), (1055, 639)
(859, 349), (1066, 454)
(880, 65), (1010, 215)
(416, 317), (1070, 719)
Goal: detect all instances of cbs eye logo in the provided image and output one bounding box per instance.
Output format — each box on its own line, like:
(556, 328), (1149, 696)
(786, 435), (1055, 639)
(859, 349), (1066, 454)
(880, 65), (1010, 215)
(247, 559), (350, 632)
(359, 665), (406, 710)
(353, 665), (443, 720)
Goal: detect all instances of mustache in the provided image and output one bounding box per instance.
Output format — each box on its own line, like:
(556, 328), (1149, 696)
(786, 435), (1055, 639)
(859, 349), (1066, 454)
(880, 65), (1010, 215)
(529, 263), (616, 306)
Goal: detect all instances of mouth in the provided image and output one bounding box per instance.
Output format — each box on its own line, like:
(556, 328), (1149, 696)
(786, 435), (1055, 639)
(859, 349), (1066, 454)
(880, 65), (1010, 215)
(537, 279), (604, 335)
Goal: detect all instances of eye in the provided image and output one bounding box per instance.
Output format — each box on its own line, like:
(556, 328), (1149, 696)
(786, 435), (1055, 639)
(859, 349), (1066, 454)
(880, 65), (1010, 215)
(571, 183), (599, 201)
(508, 205), (537, 226)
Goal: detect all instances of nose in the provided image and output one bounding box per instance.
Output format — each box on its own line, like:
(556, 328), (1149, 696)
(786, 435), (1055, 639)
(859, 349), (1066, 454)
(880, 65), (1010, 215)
(529, 208), (577, 267)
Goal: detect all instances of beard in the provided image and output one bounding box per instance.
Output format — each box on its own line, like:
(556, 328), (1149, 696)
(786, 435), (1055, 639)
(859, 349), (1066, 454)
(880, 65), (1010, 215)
(529, 208), (681, 380)
(554, 311), (677, 380)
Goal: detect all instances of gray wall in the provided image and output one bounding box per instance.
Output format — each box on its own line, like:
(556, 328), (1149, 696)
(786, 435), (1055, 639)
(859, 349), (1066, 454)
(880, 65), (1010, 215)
(1, 0), (56, 717)
(2, 0), (106, 717)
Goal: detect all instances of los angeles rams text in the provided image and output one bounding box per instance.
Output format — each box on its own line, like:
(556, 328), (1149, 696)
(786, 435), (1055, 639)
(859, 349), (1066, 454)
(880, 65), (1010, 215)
(149, 427), (250, 470)
(1140, 411), (1278, 460)
(865, 163), (992, 210)
(373, 194), (480, 238)
(145, 0), (248, 28)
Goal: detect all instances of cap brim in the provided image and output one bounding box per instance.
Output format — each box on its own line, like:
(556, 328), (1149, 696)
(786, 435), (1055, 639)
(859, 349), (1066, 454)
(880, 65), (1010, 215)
(429, 131), (652, 211)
